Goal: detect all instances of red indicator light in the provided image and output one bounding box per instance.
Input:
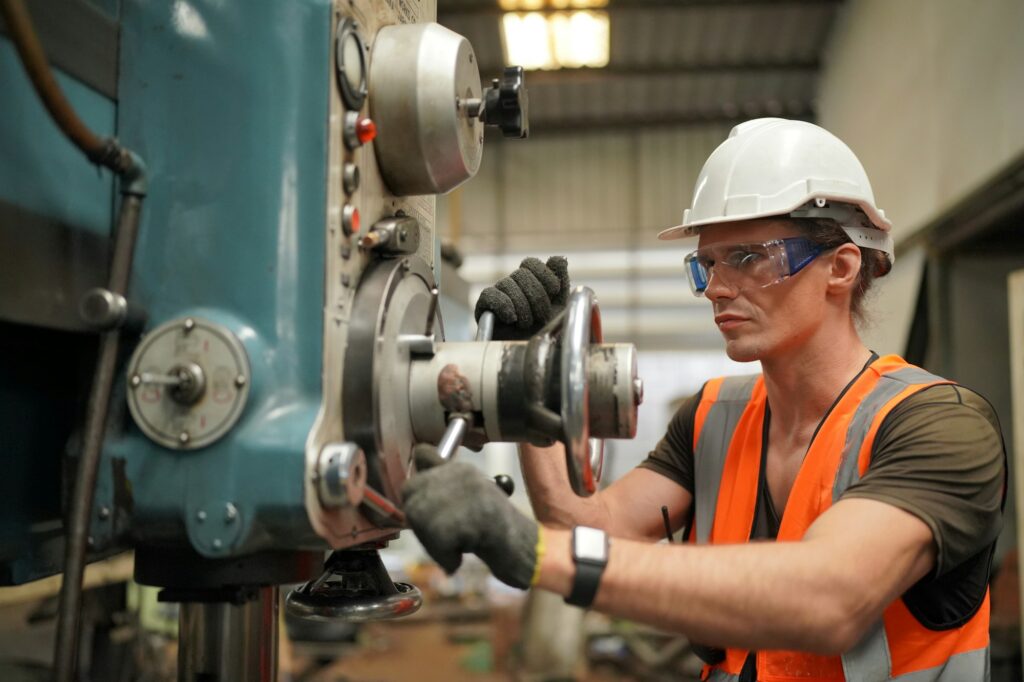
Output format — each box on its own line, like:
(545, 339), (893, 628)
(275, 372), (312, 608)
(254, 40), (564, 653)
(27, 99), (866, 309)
(351, 208), (360, 232)
(356, 118), (377, 144)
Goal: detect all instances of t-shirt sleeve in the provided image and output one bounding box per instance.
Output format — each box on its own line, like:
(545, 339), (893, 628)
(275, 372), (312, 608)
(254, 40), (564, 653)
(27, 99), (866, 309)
(636, 387), (704, 494)
(841, 384), (1006, 576)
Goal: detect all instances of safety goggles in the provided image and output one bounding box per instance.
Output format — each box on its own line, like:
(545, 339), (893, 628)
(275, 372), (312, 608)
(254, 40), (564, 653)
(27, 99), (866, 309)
(684, 237), (826, 296)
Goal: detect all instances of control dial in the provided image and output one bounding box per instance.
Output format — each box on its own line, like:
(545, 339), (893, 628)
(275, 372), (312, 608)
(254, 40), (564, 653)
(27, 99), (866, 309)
(126, 317), (251, 450)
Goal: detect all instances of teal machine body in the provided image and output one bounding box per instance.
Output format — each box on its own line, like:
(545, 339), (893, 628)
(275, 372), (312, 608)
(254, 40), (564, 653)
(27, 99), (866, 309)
(0, 1), (638, 678)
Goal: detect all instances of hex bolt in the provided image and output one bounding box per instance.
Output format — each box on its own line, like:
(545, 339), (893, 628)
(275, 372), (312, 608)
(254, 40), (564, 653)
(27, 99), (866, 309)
(183, 317), (196, 334)
(130, 374), (141, 388)
(179, 431), (191, 445)
(234, 375), (247, 388)
(98, 506), (111, 520)
(196, 510), (207, 522)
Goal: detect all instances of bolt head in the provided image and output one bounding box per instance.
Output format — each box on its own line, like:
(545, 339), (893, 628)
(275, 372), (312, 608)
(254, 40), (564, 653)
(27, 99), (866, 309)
(234, 375), (247, 388)
(196, 510), (207, 522)
(212, 539), (222, 550)
(130, 374), (141, 387)
(225, 504), (238, 523)
(183, 317), (196, 333)
(98, 506), (111, 520)
(179, 431), (190, 445)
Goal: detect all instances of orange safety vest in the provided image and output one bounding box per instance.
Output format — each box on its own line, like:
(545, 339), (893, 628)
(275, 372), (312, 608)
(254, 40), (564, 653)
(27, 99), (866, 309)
(692, 355), (991, 682)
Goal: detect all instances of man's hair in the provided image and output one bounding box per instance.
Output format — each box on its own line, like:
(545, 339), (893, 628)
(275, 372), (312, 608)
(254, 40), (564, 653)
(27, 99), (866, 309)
(788, 218), (890, 326)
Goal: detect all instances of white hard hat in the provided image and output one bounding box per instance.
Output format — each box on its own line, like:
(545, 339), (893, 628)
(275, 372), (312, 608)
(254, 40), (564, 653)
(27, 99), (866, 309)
(659, 118), (894, 263)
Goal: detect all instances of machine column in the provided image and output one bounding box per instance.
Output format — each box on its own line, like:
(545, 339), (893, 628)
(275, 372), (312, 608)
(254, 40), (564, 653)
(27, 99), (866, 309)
(178, 587), (280, 682)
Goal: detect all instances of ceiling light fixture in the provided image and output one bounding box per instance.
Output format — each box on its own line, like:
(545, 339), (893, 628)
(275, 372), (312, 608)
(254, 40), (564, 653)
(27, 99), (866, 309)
(499, 1), (610, 71)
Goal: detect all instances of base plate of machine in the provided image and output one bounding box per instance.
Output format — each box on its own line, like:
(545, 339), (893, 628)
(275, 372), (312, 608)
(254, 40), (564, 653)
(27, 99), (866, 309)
(285, 581), (422, 622)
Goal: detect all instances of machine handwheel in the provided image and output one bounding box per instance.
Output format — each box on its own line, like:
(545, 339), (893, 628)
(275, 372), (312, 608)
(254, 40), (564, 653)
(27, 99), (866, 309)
(559, 287), (604, 496)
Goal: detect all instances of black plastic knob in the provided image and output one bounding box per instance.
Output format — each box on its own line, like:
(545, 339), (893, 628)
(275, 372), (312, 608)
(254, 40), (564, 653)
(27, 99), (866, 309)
(494, 474), (515, 497)
(483, 66), (529, 139)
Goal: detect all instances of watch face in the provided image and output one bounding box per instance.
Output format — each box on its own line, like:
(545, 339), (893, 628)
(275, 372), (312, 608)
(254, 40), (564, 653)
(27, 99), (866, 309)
(574, 526), (608, 562)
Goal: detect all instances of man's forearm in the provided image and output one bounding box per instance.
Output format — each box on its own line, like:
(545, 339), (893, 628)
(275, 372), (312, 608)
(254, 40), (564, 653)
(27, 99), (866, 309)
(533, 500), (936, 654)
(535, 528), (873, 654)
(519, 442), (611, 529)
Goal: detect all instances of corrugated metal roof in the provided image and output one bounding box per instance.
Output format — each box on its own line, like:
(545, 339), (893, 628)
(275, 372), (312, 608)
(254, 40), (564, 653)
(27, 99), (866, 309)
(439, 0), (842, 131)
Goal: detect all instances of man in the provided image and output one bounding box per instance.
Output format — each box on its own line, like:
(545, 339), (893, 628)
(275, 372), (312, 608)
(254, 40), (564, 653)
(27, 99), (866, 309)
(403, 119), (1005, 680)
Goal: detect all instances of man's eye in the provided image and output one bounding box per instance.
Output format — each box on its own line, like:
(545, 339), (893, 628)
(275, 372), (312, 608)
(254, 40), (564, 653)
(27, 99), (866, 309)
(725, 251), (761, 268)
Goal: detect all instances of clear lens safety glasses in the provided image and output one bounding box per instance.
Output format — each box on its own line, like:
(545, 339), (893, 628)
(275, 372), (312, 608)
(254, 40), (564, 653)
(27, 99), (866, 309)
(684, 237), (826, 297)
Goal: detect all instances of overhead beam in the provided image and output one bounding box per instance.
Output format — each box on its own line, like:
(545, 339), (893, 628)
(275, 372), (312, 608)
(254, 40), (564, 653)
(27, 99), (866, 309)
(477, 61), (820, 83)
(516, 108), (815, 136)
(439, 0), (841, 18)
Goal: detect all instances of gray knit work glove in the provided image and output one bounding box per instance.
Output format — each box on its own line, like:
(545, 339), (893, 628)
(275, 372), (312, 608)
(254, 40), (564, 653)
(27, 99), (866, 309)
(474, 256), (571, 340)
(402, 444), (539, 590)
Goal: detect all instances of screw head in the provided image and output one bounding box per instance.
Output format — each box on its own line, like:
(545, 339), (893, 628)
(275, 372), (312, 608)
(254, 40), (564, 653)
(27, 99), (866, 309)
(196, 510), (207, 522)
(183, 317), (196, 333)
(212, 539), (222, 550)
(130, 374), (141, 387)
(98, 506), (111, 520)
(225, 503), (238, 523)
(234, 375), (247, 388)
(179, 431), (190, 445)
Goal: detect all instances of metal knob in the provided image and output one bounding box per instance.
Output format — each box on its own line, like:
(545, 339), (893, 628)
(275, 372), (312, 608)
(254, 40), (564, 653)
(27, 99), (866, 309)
(494, 474), (514, 497)
(482, 67), (528, 138)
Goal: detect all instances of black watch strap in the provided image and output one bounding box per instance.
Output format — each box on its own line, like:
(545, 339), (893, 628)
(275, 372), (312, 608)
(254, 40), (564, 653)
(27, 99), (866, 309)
(565, 560), (604, 608)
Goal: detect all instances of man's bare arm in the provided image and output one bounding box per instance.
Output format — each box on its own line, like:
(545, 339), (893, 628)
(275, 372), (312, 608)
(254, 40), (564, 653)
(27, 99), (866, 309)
(535, 497), (936, 653)
(520, 442), (692, 542)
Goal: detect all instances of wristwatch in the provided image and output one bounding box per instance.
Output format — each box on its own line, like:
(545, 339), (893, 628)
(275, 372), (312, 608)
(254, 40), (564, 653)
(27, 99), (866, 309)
(565, 526), (609, 608)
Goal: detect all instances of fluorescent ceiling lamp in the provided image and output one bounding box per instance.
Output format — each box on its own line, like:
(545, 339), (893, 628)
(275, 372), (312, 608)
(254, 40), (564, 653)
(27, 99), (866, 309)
(550, 10), (609, 68)
(499, 0), (546, 10)
(501, 8), (610, 70)
(502, 0), (608, 7)
(502, 12), (556, 70)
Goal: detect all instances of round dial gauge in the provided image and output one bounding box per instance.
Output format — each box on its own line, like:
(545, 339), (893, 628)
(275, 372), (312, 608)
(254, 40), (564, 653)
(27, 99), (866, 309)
(335, 18), (368, 110)
(126, 317), (251, 450)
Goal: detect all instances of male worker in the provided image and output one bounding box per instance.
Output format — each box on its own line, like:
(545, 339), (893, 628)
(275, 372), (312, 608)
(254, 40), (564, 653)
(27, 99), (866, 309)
(403, 118), (1005, 680)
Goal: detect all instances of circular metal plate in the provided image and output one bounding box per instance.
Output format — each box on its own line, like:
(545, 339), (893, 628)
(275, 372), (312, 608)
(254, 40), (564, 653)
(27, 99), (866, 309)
(126, 317), (251, 450)
(370, 23), (483, 195)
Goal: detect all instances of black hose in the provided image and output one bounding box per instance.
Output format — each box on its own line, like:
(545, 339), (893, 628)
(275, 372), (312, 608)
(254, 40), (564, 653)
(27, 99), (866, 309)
(1, 2), (147, 679)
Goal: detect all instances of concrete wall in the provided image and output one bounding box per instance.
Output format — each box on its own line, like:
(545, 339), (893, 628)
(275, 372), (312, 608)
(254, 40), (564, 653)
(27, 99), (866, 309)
(818, 0), (1024, 244)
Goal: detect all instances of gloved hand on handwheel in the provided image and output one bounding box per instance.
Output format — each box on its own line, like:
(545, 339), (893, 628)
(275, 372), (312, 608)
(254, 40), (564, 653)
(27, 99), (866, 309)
(401, 444), (541, 590)
(474, 256), (571, 340)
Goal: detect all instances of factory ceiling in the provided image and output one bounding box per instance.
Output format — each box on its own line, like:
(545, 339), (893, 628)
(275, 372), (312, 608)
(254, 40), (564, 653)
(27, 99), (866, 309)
(438, 0), (844, 134)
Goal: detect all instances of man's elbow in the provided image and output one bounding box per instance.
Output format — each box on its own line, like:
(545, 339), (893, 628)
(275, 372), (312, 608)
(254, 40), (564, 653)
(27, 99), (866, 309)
(803, 587), (880, 655)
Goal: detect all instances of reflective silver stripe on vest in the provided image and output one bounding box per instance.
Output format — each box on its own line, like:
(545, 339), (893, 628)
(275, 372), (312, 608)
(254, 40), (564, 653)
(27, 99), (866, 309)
(842, 620), (892, 681)
(836, 367), (982, 682)
(704, 669), (741, 682)
(891, 647), (990, 681)
(832, 366), (945, 504)
(693, 375), (759, 544)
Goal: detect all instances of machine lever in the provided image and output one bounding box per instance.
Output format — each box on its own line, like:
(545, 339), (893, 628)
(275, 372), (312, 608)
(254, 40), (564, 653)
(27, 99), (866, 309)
(435, 311), (496, 461)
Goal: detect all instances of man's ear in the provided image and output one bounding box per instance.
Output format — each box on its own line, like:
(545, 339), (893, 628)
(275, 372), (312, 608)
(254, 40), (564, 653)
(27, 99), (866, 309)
(827, 243), (862, 295)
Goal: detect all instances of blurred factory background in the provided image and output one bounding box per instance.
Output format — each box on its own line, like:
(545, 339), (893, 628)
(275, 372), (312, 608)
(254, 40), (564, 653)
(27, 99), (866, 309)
(1, 0), (1023, 680)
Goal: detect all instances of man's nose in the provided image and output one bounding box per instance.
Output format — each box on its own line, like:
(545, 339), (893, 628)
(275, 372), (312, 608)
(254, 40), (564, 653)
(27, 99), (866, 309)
(703, 267), (739, 301)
